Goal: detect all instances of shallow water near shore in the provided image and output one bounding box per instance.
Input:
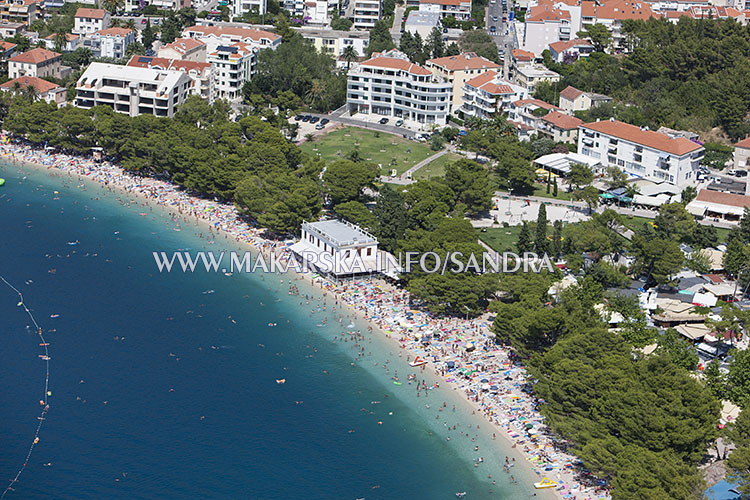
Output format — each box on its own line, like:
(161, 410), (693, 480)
(0, 160), (544, 500)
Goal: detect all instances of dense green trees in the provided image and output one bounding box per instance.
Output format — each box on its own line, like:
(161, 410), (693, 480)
(457, 30), (499, 63)
(543, 17), (750, 139)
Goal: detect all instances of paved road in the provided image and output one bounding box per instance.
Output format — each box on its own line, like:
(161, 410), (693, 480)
(391, 6), (404, 46)
(486, 0), (515, 77)
(308, 112), (418, 139)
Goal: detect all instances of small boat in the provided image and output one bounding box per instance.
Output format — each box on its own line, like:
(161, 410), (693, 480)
(409, 356), (428, 367)
(276, 379), (286, 384)
(534, 478), (558, 489)
(455, 493), (466, 498)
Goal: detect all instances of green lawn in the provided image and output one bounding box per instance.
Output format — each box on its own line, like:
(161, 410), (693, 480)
(477, 226), (524, 253)
(413, 153), (463, 180)
(300, 126), (435, 175)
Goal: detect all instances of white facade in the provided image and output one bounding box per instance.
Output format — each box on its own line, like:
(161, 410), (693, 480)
(460, 70), (528, 120)
(127, 55), (217, 104)
(347, 49), (452, 125)
(208, 42), (256, 100)
(513, 64), (560, 93)
(404, 10), (441, 39)
(418, 0), (472, 20)
(182, 25), (281, 54)
(74, 62), (193, 118)
(84, 28), (135, 60)
(157, 38), (207, 62)
(231, 0), (267, 18)
(577, 119), (705, 187)
(353, 0), (381, 29)
(73, 8), (110, 35)
(304, 0), (329, 25)
(298, 28), (369, 57)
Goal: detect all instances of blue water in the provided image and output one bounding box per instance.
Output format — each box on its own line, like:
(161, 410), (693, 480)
(0, 161), (537, 499)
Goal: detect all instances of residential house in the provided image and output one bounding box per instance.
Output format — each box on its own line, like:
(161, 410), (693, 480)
(0, 75), (67, 106)
(127, 55), (216, 103)
(540, 110), (583, 143)
(73, 8), (110, 36)
(84, 28), (135, 60)
(508, 98), (562, 140)
(548, 38), (594, 63)
(513, 64), (560, 93)
(734, 136), (750, 170)
(148, 0), (191, 10)
(418, 0), (472, 20)
(157, 38), (207, 62)
(230, 0), (267, 18)
(43, 33), (81, 53)
(460, 70), (528, 120)
(578, 118), (704, 187)
(404, 10), (441, 39)
(346, 49), (452, 125)
(580, 0), (658, 52)
(0, 0), (44, 25)
(425, 53), (501, 113)
(0, 21), (24, 38)
(0, 40), (15, 64)
(353, 0), (381, 29)
(298, 28), (369, 58)
(75, 62), (193, 117)
(303, 0), (329, 25)
(558, 85), (612, 115)
(8, 48), (62, 79)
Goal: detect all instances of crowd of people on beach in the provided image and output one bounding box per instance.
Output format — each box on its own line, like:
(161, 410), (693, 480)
(0, 139), (610, 500)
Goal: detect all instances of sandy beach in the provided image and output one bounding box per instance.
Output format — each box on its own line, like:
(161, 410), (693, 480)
(0, 139), (610, 500)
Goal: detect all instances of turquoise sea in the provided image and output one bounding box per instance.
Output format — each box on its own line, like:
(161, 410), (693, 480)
(0, 160), (541, 499)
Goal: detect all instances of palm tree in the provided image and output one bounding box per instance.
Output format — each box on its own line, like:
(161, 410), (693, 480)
(304, 79), (325, 109)
(53, 28), (67, 53)
(624, 184), (640, 203)
(342, 45), (357, 71)
(102, 0), (124, 13)
(124, 19), (136, 30)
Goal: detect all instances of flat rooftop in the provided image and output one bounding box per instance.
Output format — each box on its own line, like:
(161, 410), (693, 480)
(303, 220), (377, 246)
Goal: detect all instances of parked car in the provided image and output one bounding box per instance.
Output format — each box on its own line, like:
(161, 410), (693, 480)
(315, 123), (325, 130)
(395, 119), (404, 127)
(736, 170), (748, 178)
(379, 117), (389, 124)
(320, 118), (329, 125)
(490, 25), (496, 33)
(294, 115), (303, 121)
(302, 115), (311, 122)
(141, 18), (147, 23)
(492, 15), (498, 21)
(309, 116), (320, 124)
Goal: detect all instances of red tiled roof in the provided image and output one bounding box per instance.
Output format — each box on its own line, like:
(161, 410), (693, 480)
(0, 75), (60, 93)
(705, 273), (724, 284)
(427, 53), (500, 71)
(559, 85), (583, 101)
(0, 41), (17, 51)
(695, 190), (750, 209)
(9, 47), (60, 64)
(548, 38), (593, 53)
(527, 1), (571, 21)
(513, 98), (560, 111)
(126, 55), (211, 73)
(44, 33), (79, 41)
(75, 7), (107, 19)
(465, 70), (515, 94)
(736, 136), (750, 149)
(512, 49), (535, 61)
(542, 110), (583, 130)
(160, 37), (205, 54)
(581, 119), (703, 155)
(362, 53), (432, 76)
(581, 0), (657, 20)
(184, 25), (281, 43)
(96, 27), (132, 37)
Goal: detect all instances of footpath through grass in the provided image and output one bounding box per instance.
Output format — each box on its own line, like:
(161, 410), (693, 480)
(413, 153), (463, 180)
(299, 126), (434, 174)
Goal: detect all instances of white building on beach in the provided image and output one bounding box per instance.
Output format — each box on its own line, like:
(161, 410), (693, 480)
(289, 220), (400, 277)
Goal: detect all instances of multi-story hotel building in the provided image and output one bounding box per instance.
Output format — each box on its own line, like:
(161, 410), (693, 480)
(74, 62), (192, 118)
(578, 118), (704, 186)
(127, 55), (217, 104)
(352, 0), (381, 29)
(346, 49), (452, 125)
(460, 70), (528, 120)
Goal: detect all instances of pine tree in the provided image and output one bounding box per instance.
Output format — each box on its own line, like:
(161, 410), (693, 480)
(546, 172), (551, 194)
(535, 203), (549, 254)
(553, 178), (558, 197)
(142, 20), (155, 50)
(553, 219), (563, 257)
(427, 27), (445, 59)
(517, 222), (533, 254)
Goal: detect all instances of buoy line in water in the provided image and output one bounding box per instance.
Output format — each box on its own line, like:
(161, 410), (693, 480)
(1, 275), (51, 499)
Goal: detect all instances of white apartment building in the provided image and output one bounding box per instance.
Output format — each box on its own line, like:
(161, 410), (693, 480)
(508, 98), (563, 141)
(157, 38), (207, 62)
(298, 28), (369, 57)
(426, 52), (501, 113)
(404, 11), (441, 40)
(418, 0), (472, 20)
(73, 8), (110, 35)
(518, 2), (572, 56)
(304, 0), (329, 25)
(580, 0), (656, 52)
(352, 0), (381, 29)
(460, 70), (528, 120)
(347, 49), (452, 125)
(231, 0), (267, 18)
(208, 42), (255, 100)
(0, 76), (67, 107)
(578, 118), (705, 186)
(514, 64), (560, 93)
(74, 62), (193, 118)
(282, 0), (305, 16)
(84, 28), (135, 60)
(127, 55), (217, 103)
(182, 25), (281, 54)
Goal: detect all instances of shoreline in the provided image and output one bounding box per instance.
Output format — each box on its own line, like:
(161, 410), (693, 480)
(1, 140), (609, 500)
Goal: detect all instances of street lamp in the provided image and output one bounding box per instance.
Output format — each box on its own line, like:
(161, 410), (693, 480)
(506, 188), (513, 215)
